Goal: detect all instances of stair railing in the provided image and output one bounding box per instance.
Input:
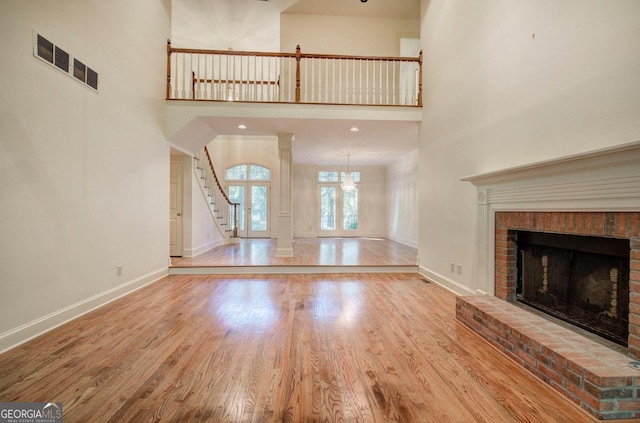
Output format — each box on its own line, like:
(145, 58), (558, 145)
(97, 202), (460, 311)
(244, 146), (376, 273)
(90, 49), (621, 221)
(167, 40), (422, 106)
(194, 147), (239, 238)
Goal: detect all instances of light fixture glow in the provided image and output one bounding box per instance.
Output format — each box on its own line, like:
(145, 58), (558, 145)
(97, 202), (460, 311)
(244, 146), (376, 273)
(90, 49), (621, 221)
(237, 124), (247, 129)
(341, 153), (356, 191)
(350, 127), (359, 132)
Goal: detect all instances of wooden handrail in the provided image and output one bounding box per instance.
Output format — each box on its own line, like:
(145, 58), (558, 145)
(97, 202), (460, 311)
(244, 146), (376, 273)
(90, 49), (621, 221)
(168, 45), (295, 58)
(167, 40), (423, 106)
(166, 39), (172, 100)
(204, 146), (236, 207)
(418, 49), (423, 107)
(203, 146), (239, 237)
(166, 42), (419, 63)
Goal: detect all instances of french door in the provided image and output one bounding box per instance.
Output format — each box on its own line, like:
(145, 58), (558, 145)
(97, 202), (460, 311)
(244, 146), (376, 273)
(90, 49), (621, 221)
(227, 182), (270, 238)
(318, 184), (359, 237)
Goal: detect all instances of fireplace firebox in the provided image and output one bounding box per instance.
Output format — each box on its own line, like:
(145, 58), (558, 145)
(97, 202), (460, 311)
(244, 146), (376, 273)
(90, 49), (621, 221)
(516, 231), (630, 346)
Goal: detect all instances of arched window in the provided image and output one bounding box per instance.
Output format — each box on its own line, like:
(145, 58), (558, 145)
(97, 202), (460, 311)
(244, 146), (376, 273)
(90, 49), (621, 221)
(226, 164), (270, 181)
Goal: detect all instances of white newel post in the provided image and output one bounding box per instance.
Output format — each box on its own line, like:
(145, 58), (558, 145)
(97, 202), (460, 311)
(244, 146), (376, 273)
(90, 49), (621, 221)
(276, 133), (294, 257)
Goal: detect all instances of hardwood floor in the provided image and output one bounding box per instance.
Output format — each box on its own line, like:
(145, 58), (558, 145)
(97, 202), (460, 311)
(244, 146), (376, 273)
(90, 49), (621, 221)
(170, 238), (418, 268)
(0, 272), (607, 422)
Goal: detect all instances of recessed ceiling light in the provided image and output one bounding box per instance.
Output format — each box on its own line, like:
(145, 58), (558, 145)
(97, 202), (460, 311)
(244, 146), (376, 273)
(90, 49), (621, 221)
(350, 127), (359, 132)
(238, 124), (247, 129)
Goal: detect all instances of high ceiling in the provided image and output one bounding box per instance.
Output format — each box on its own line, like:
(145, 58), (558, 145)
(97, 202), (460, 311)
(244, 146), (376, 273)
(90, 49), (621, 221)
(171, 0), (422, 166)
(282, 0), (420, 20)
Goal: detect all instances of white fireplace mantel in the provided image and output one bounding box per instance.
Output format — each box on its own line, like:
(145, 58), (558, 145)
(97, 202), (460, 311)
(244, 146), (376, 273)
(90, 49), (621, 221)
(461, 140), (640, 296)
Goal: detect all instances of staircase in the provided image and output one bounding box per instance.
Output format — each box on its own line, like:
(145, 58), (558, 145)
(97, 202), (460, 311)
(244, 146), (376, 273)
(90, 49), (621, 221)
(194, 146), (239, 241)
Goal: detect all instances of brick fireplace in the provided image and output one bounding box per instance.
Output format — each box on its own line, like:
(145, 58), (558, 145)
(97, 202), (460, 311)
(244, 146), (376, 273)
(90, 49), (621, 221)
(457, 142), (640, 419)
(495, 211), (640, 353)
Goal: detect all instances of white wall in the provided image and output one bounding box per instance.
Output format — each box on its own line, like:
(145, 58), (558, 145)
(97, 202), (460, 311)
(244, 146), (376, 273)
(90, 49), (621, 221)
(419, 0), (640, 293)
(281, 14), (419, 56)
(293, 165), (387, 238)
(171, 153), (225, 257)
(0, 1), (171, 351)
(387, 149), (419, 248)
(172, 0), (284, 51)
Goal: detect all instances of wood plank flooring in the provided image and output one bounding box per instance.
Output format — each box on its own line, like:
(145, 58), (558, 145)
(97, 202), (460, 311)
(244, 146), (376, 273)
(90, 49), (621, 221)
(170, 238), (418, 268)
(0, 272), (608, 422)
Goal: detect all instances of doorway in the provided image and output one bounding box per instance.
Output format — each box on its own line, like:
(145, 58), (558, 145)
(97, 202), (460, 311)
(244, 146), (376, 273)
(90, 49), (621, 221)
(169, 160), (183, 256)
(318, 184), (359, 237)
(225, 164), (271, 238)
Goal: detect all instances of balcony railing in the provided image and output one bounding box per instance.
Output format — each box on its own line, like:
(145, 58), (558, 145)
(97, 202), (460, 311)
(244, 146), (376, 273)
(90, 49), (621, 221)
(166, 40), (422, 107)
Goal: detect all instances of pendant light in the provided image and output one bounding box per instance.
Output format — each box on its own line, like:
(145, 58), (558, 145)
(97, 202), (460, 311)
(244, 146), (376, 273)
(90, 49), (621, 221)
(341, 153), (356, 191)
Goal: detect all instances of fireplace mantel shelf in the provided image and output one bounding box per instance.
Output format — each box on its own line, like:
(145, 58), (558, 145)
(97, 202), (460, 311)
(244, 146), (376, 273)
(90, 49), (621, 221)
(460, 139), (640, 187)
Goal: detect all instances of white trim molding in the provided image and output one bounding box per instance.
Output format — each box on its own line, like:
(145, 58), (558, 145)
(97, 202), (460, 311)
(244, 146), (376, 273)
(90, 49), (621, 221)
(0, 267), (168, 354)
(184, 239), (227, 257)
(461, 140), (640, 296)
(419, 266), (476, 296)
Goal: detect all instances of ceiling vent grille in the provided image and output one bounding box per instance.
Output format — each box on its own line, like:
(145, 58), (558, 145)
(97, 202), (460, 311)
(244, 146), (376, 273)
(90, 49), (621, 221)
(34, 32), (99, 92)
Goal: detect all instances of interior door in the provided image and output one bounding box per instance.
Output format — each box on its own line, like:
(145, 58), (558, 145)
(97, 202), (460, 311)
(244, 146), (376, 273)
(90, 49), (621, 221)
(169, 161), (183, 256)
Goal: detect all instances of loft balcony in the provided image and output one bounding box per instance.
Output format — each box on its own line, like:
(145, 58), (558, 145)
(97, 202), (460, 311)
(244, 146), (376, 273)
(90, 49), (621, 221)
(165, 40), (423, 156)
(166, 40), (422, 107)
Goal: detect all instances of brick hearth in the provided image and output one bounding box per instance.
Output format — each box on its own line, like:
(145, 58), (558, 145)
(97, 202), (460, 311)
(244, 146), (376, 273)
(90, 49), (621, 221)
(494, 211), (640, 355)
(457, 295), (640, 419)
(456, 211), (640, 420)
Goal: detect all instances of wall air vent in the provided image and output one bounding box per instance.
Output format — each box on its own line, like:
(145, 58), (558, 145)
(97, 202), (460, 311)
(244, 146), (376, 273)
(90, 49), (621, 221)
(34, 32), (99, 92)
(54, 45), (69, 72)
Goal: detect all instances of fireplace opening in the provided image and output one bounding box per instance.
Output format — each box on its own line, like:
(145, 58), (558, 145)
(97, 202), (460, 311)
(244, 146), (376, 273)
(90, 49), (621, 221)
(516, 231), (630, 347)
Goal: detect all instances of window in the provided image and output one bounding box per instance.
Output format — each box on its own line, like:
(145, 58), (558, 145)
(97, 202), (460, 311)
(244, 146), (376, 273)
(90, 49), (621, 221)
(341, 171), (360, 183)
(318, 169), (360, 234)
(250, 165), (270, 180)
(320, 187), (336, 231)
(343, 189), (358, 230)
(226, 165), (247, 180)
(226, 164), (270, 181)
(319, 171), (339, 182)
(225, 164), (271, 238)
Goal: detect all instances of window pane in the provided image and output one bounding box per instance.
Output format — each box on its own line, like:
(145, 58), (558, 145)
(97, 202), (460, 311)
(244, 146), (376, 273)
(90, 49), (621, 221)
(226, 165), (247, 180)
(343, 188), (358, 230)
(320, 187), (336, 231)
(249, 165), (270, 180)
(228, 185), (245, 231)
(319, 171), (339, 182)
(251, 186), (268, 231)
(340, 171), (360, 183)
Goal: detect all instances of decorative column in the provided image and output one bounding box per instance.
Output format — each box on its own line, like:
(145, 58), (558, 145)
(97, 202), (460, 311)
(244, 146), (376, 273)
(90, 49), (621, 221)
(276, 133), (294, 257)
(473, 189), (491, 295)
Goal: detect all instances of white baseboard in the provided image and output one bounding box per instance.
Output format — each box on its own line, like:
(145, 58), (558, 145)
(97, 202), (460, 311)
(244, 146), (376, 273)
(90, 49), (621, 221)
(418, 266), (476, 296)
(275, 247), (294, 257)
(387, 235), (418, 249)
(0, 267), (168, 354)
(185, 239), (226, 257)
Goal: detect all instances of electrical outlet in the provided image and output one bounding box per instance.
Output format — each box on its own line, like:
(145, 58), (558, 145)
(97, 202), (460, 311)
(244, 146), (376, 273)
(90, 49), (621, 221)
(450, 262), (455, 272)
(457, 264), (462, 274)
(117, 265), (123, 276)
